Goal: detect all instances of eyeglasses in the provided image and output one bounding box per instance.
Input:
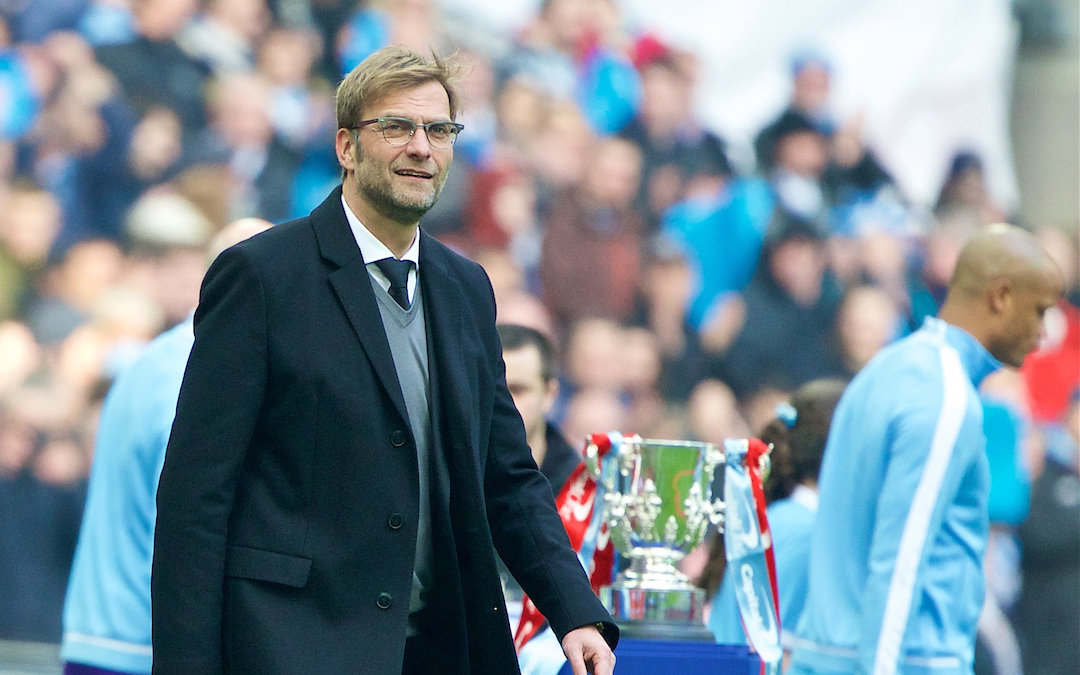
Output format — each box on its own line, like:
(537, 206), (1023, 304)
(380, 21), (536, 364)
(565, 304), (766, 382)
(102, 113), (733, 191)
(350, 117), (464, 149)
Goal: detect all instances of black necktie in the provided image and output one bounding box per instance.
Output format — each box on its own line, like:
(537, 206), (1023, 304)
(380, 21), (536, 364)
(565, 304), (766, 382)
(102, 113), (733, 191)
(375, 258), (414, 310)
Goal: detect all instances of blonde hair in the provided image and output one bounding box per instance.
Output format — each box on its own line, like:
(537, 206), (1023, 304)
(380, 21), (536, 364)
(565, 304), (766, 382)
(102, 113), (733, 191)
(336, 45), (463, 129)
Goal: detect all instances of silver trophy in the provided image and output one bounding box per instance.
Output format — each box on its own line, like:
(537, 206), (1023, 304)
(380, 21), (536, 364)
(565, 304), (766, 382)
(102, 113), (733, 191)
(586, 436), (725, 640)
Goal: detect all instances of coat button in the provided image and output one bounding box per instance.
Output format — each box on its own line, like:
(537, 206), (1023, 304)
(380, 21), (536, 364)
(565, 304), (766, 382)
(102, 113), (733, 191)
(388, 513), (404, 530)
(376, 592), (392, 609)
(390, 430), (406, 447)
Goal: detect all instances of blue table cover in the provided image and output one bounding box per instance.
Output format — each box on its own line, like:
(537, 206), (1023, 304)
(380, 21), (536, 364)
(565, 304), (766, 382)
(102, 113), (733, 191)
(557, 638), (761, 675)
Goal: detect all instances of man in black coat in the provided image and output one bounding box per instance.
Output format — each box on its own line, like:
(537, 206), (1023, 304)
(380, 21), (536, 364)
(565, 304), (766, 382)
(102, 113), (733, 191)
(151, 46), (617, 675)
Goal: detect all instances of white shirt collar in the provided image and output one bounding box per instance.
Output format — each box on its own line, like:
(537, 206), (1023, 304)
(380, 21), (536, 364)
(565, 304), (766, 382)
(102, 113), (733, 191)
(340, 194), (420, 302)
(340, 194), (421, 267)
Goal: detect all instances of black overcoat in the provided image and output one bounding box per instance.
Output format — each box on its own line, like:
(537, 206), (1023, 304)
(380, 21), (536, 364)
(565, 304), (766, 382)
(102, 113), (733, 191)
(151, 188), (616, 674)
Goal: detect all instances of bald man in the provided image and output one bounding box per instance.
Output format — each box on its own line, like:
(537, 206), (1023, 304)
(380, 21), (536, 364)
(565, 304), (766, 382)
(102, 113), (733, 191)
(61, 219), (272, 675)
(788, 224), (1062, 675)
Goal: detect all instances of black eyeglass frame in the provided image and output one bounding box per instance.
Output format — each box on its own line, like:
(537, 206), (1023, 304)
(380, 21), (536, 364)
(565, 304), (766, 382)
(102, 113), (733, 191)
(349, 117), (465, 148)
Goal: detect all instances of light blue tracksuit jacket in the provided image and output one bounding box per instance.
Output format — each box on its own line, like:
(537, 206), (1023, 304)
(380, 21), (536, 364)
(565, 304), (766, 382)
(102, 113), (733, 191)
(60, 320), (194, 674)
(790, 317), (1001, 675)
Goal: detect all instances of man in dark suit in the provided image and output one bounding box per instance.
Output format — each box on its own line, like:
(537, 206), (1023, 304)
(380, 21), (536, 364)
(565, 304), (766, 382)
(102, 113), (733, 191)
(151, 46), (618, 675)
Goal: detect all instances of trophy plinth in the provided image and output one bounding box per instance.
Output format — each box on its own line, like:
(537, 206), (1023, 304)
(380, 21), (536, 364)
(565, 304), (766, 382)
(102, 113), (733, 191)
(588, 437), (725, 641)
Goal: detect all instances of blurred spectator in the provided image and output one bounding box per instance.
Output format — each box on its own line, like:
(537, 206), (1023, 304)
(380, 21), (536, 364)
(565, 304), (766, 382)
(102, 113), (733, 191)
(257, 27), (334, 151)
(528, 98), (592, 200)
(1035, 226), (1079, 307)
(123, 190), (213, 327)
(34, 32), (183, 249)
(0, 0), (87, 43)
(561, 388), (627, 446)
(1013, 391), (1079, 675)
(474, 247), (528, 310)
(453, 49), (498, 168)
(127, 106), (184, 186)
(661, 175), (774, 336)
(465, 169), (542, 286)
(496, 291), (555, 338)
(11, 34), (118, 247)
(493, 75), (550, 166)
(177, 0), (269, 76)
(185, 72), (300, 223)
(618, 326), (665, 436)
(756, 52), (900, 237)
(303, 0), (352, 82)
(24, 238), (124, 346)
(336, 0), (446, 77)
(620, 46), (733, 231)
(562, 318), (624, 396)
(94, 0), (209, 133)
(740, 387), (794, 439)
(684, 379), (750, 448)
(255, 26), (338, 220)
(854, 231), (918, 321)
(834, 284), (902, 377)
(0, 45), (50, 141)
(910, 220), (976, 327)
(755, 52), (834, 174)
(633, 237), (710, 402)
(172, 163), (233, 231)
(823, 114), (905, 238)
(540, 136), (644, 328)
(719, 212), (844, 399)
(0, 179), (62, 320)
(0, 388), (88, 643)
(509, 0), (641, 136)
(0, 320), (42, 397)
(934, 150), (1008, 230)
(767, 113), (830, 222)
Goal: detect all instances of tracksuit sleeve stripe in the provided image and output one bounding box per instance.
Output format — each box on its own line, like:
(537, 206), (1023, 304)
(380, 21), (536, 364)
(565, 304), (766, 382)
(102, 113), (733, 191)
(871, 345), (968, 675)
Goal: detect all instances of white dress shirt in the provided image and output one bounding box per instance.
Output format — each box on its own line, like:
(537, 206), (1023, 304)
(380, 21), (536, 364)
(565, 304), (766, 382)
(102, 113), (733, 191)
(341, 195), (420, 304)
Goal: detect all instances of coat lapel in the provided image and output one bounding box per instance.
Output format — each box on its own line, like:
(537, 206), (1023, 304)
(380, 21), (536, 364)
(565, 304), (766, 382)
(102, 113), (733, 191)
(312, 188), (410, 426)
(418, 236), (474, 454)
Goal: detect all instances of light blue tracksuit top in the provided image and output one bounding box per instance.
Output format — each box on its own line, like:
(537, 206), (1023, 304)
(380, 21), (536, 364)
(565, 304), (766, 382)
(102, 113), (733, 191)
(790, 317), (1001, 675)
(60, 320), (194, 674)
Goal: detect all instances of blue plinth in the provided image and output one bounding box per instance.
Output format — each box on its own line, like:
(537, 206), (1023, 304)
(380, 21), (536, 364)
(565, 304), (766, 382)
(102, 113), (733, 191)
(556, 639), (761, 675)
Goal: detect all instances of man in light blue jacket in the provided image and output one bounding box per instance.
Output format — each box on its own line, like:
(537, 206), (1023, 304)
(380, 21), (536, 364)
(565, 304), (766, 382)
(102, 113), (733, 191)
(789, 224), (1062, 675)
(60, 219), (270, 675)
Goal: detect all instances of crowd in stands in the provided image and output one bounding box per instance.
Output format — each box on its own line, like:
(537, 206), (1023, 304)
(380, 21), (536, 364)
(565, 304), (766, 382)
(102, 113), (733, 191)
(0, 1), (1076, 672)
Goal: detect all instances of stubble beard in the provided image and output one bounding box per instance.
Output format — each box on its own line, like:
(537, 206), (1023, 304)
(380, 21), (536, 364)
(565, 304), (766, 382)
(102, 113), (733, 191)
(352, 149), (448, 226)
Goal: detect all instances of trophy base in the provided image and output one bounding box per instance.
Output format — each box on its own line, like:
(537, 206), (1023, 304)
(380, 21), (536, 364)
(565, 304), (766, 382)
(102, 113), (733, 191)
(600, 585), (711, 641)
(615, 618), (717, 642)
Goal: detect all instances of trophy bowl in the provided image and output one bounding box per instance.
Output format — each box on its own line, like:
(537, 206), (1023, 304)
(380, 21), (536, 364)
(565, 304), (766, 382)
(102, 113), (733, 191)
(588, 436), (725, 640)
